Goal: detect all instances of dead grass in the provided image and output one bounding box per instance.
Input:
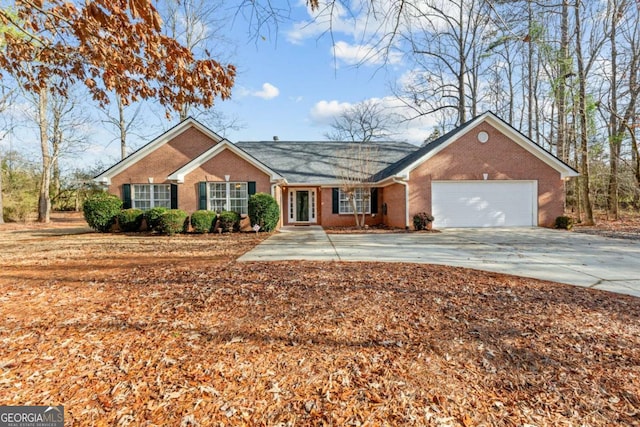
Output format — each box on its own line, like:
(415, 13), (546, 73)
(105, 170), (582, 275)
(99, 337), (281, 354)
(0, 213), (638, 426)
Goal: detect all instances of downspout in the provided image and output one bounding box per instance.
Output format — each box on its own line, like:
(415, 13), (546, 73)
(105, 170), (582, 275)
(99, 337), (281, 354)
(392, 176), (410, 229)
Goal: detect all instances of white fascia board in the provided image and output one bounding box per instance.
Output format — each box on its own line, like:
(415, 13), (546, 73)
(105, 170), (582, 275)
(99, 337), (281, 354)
(396, 112), (579, 179)
(396, 115), (488, 176)
(94, 118), (224, 182)
(167, 140), (283, 182)
(482, 115), (580, 178)
(373, 174), (409, 187)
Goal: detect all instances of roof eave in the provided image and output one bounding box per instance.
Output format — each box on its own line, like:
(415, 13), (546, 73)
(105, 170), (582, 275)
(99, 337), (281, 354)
(94, 117), (224, 182)
(167, 140), (284, 183)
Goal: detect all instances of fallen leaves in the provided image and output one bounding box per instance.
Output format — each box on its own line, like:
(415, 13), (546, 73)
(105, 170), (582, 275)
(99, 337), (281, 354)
(0, 228), (638, 426)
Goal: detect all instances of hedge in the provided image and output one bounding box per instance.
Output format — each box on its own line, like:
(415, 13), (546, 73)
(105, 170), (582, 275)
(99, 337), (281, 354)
(117, 208), (144, 232)
(218, 210), (240, 232)
(159, 209), (189, 235)
(83, 193), (122, 232)
(144, 207), (169, 232)
(248, 192), (279, 232)
(190, 210), (217, 233)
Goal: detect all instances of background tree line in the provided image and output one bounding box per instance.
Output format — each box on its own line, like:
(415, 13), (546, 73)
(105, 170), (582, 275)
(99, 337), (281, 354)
(1, 0), (639, 225)
(390, 0), (639, 224)
(325, 0), (639, 225)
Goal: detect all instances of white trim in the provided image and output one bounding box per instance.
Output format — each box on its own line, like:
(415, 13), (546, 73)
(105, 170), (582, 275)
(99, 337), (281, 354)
(206, 181), (249, 214)
(393, 177), (410, 228)
(395, 112), (579, 180)
(94, 117), (224, 184)
(167, 140), (283, 183)
(288, 188), (317, 224)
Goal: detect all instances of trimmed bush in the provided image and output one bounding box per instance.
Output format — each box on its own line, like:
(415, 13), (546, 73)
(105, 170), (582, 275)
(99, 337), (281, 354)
(248, 192), (280, 232)
(413, 212), (434, 231)
(144, 207), (168, 232)
(159, 209), (189, 235)
(190, 210), (217, 233)
(555, 215), (574, 230)
(83, 192), (122, 232)
(218, 210), (240, 232)
(117, 208), (144, 232)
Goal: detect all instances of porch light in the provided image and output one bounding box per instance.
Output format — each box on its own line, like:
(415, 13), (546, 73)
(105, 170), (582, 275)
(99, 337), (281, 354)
(483, 173), (489, 180)
(225, 175), (230, 182)
(148, 177), (154, 183)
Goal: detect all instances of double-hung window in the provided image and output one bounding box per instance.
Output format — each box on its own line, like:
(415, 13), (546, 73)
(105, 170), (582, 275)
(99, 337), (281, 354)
(208, 182), (248, 214)
(338, 187), (371, 214)
(132, 184), (172, 210)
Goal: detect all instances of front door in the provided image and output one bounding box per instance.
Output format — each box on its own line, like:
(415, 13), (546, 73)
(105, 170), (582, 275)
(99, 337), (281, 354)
(296, 191), (310, 222)
(289, 189), (317, 223)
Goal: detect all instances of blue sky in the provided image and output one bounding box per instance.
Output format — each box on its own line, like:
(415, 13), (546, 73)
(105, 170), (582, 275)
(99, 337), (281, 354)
(2, 2), (437, 171)
(207, 2), (432, 144)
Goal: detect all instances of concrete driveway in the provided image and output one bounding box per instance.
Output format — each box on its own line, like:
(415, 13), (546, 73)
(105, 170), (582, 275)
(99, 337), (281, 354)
(239, 226), (640, 298)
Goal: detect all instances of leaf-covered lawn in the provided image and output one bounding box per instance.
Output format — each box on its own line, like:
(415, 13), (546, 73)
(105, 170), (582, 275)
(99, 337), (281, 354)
(0, 227), (638, 426)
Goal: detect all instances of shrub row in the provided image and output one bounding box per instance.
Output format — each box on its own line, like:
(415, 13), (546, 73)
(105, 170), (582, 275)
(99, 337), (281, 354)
(82, 192), (278, 235)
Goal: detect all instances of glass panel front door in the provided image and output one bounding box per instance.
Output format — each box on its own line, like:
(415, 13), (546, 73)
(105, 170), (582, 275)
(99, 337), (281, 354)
(296, 191), (309, 222)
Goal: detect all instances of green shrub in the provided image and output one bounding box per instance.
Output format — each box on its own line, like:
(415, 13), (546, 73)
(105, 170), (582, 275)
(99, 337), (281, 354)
(555, 215), (574, 230)
(412, 212), (434, 231)
(83, 192), (122, 232)
(190, 210), (217, 233)
(2, 195), (36, 222)
(144, 207), (168, 232)
(159, 209), (189, 235)
(248, 192), (280, 232)
(117, 208), (144, 232)
(218, 210), (240, 232)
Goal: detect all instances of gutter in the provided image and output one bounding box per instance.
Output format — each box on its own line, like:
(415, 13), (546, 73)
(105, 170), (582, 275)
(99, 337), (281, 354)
(392, 176), (410, 229)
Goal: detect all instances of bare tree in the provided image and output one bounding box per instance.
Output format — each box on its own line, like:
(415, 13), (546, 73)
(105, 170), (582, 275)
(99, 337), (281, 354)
(326, 100), (394, 228)
(325, 100), (399, 142)
(101, 96), (146, 160)
(334, 144), (378, 229)
(21, 81), (90, 222)
(0, 84), (15, 224)
(574, 0), (594, 225)
(395, 0), (492, 125)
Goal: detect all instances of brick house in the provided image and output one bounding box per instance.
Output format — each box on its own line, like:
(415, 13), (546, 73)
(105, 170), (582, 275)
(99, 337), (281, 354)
(95, 111), (578, 229)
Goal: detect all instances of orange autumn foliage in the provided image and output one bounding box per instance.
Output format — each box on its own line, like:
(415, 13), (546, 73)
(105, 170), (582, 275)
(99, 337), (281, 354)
(0, 0), (235, 113)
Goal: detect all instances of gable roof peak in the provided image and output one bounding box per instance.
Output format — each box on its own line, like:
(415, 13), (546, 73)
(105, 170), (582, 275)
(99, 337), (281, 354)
(94, 117), (224, 184)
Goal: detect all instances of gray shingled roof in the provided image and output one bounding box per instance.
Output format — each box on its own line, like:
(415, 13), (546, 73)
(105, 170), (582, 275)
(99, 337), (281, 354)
(235, 140), (419, 184)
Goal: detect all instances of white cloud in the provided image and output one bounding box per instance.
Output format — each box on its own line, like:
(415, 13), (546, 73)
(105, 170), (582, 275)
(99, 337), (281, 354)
(286, 1), (352, 44)
(333, 40), (402, 66)
(309, 100), (353, 125)
(253, 83), (280, 100)
(236, 83), (280, 100)
(309, 96), (440, 144)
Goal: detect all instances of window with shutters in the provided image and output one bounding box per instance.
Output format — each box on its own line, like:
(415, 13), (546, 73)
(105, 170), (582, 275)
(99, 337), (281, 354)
(132, 184), (171, 210)
(338, 188), (371, 214)
(208, 182), (248, 214)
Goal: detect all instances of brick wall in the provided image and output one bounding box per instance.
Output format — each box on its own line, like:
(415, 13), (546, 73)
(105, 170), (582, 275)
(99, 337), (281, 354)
(109, 127), (217, 201)
(408, 122), (565, 227)
(180, 149), (272, 212)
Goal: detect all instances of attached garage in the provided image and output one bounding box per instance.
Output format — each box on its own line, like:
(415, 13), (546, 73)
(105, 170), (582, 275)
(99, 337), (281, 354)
(432, 181), (538, 228)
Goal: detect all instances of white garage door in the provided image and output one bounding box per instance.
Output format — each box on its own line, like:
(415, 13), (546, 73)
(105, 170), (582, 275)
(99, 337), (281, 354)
(432, 181), (537, 228)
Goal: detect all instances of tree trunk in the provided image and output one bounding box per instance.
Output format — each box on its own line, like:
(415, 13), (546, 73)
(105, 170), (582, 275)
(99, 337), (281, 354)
(118, 97), (127, 159)
(607, 0), (620, 219)
(631, 123), (640, 209)
(527, 1), (534, 140)
(575, 0), (594, 225)
(557, 0), (570, 161)
(0, 152), (4, 224)
(37, 86), (51, 223)
(457, 1), (466, 124)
